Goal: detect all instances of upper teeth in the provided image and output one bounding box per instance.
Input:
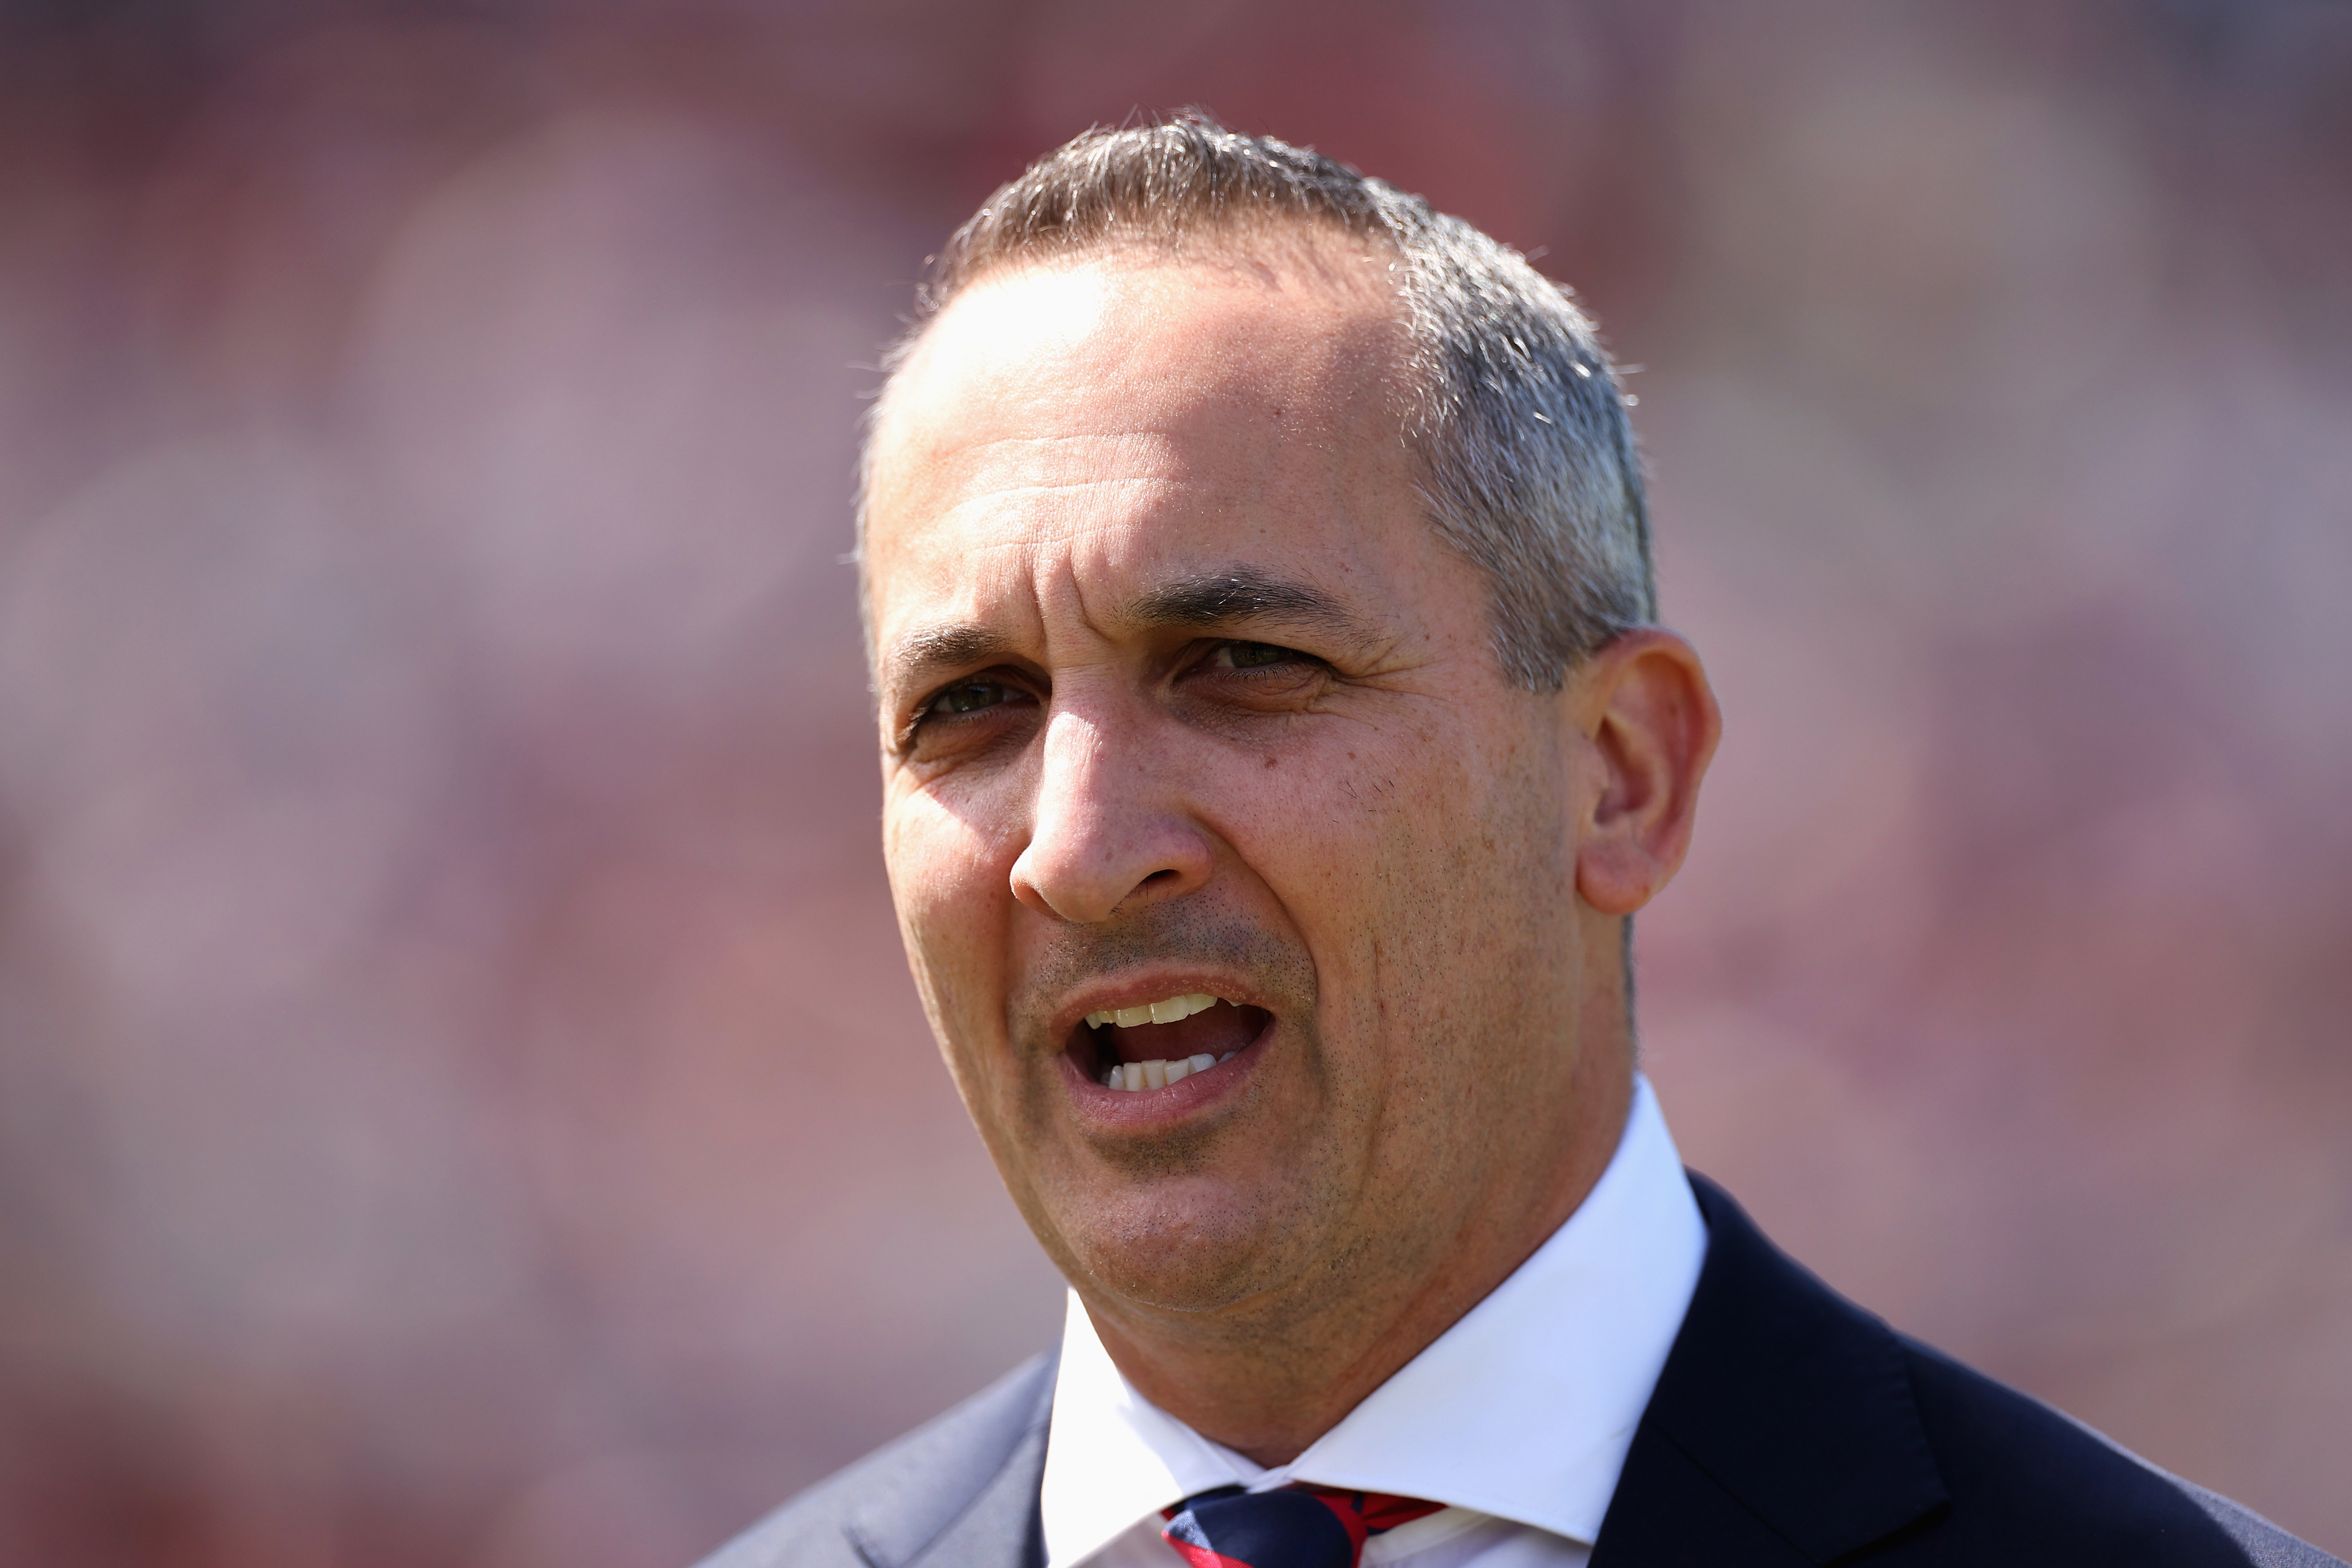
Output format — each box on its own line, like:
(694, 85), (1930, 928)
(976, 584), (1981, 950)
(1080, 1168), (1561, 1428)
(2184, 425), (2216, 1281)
(1086, 992), (1220, 1029)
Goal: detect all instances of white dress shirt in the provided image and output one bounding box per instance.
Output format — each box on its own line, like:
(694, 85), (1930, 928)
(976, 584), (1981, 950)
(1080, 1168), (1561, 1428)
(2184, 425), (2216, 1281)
(1038, 1075), (1706, 1568)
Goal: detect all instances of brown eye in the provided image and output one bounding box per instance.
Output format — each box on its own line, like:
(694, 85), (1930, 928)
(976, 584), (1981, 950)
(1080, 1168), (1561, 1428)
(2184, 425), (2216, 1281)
(1217, 641), (1300, 669)
(931, 680), (1013, 715)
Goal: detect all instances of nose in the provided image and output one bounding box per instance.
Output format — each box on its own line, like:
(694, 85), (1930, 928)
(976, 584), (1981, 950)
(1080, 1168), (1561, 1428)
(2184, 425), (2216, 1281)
(1010, 705), (1213, 923)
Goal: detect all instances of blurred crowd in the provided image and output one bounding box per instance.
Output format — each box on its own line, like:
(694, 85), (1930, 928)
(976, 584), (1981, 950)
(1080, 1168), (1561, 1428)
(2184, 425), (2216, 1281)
(0, 1), (2346, 1564)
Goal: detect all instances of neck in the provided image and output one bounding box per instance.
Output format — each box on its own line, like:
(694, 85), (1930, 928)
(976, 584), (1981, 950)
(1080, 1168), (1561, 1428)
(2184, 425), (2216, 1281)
(1082, 1038), (1635, 1465)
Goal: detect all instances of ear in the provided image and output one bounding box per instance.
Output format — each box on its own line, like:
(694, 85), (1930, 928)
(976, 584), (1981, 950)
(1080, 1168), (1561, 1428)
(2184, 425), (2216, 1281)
(1566, 628), (1721, 916)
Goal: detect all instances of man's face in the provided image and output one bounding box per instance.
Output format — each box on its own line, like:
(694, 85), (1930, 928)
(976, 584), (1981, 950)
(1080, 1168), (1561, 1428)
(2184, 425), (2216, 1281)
(864, 248), (1620, 1335)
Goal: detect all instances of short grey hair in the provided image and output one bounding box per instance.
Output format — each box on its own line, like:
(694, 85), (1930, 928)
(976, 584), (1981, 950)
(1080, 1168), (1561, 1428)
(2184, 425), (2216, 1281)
(865, 111), (1656, 690)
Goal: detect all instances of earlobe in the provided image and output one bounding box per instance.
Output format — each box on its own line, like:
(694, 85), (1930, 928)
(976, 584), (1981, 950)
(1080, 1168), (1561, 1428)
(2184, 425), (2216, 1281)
(1569, 630), (1721, 917)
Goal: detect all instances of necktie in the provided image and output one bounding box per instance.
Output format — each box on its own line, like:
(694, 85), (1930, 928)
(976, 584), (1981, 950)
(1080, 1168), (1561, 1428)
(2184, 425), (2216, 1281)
(1161, 1483), (1445, 1568)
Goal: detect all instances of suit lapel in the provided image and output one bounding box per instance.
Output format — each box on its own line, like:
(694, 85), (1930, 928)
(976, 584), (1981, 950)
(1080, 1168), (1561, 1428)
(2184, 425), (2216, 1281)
(1591, 1174), (1948, 1565)
(843, 1352), (1056, 1568)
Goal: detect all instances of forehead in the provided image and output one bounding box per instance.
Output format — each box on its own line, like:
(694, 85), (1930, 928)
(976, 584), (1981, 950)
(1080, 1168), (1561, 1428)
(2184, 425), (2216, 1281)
(862, 250), (1421, 662)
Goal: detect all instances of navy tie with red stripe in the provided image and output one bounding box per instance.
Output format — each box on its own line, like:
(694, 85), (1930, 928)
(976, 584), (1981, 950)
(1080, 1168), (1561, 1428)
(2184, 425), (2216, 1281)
(1161, 1484), (1445, 1568)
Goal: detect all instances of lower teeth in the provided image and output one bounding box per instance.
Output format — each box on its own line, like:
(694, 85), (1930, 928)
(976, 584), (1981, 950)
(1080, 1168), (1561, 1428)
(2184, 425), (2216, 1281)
(1102, 1051), (1236, 1090)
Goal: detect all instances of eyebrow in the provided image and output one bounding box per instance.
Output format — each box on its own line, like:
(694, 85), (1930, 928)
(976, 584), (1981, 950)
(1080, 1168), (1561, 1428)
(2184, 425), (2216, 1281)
(1125, 567), (1365, 637)
(880, 565), (1375, 698)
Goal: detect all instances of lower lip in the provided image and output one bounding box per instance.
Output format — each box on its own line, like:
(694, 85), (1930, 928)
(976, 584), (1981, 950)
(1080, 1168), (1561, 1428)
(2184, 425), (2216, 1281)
(1059, 1026), (1268, 1126)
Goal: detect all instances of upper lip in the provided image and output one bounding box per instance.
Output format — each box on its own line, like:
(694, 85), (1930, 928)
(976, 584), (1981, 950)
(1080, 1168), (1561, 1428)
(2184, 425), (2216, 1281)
(1044, 972), (1272, 1043)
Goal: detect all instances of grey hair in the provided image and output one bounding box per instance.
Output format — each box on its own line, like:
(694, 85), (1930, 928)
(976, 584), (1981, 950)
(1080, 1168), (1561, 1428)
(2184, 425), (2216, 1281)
(863, 111), (1656, 690)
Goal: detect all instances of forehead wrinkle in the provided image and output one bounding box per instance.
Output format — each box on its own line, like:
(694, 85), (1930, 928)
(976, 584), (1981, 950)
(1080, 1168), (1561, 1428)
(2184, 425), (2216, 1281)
(927, 476), (1190, 529)
(876, 537), (1119, 701)
(899, 431), (1289, 525)
(869, 494), (1156, 682)
(912, 433), (1190, 484)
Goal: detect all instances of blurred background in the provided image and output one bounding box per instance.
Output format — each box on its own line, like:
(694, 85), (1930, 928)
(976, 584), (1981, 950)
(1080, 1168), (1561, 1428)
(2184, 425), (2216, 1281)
(1, 0), (2348, 1562)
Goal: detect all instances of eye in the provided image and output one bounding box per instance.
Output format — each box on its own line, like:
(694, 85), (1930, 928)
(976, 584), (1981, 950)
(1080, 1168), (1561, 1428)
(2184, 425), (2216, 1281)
(927, 678), (1016, 716)
(1206, 640), (1308, 671)
(899, 672), (1038, 760)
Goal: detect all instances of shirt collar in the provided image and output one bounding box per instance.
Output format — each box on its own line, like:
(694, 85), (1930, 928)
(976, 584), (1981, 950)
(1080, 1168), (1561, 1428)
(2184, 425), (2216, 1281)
(1039, 1075), (1706, 1568)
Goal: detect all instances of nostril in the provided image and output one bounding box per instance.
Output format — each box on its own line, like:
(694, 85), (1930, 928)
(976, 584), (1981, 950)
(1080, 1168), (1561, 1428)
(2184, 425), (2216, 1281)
(1141, 869), (1182, 887)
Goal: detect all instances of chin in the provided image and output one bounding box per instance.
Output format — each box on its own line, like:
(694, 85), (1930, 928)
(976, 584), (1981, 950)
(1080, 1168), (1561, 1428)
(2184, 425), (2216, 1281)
(1058, 1181), (1314, 1315)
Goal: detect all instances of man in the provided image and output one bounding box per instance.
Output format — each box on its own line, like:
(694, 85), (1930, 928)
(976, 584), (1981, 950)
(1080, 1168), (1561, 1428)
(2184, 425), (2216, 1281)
(703, 117), (2338, 1568)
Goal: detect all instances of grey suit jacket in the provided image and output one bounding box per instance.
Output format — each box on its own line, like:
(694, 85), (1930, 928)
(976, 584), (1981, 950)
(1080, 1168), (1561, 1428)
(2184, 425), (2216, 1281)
(699, 1176), (2343, 1568)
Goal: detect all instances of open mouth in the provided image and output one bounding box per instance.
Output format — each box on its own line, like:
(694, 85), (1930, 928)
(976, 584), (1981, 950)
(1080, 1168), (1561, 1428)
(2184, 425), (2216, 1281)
(1072, 991), (1272, 1091)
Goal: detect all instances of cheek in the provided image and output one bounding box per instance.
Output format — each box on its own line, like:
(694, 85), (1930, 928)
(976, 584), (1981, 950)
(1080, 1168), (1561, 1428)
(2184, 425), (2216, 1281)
(884, 777), (1023, 911)
(1265, 724), (1567, 1021)
(1232, 727), (1498, 908)
(1196, 739), (1474, 1081)
(883, 793), (1020, 1030)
